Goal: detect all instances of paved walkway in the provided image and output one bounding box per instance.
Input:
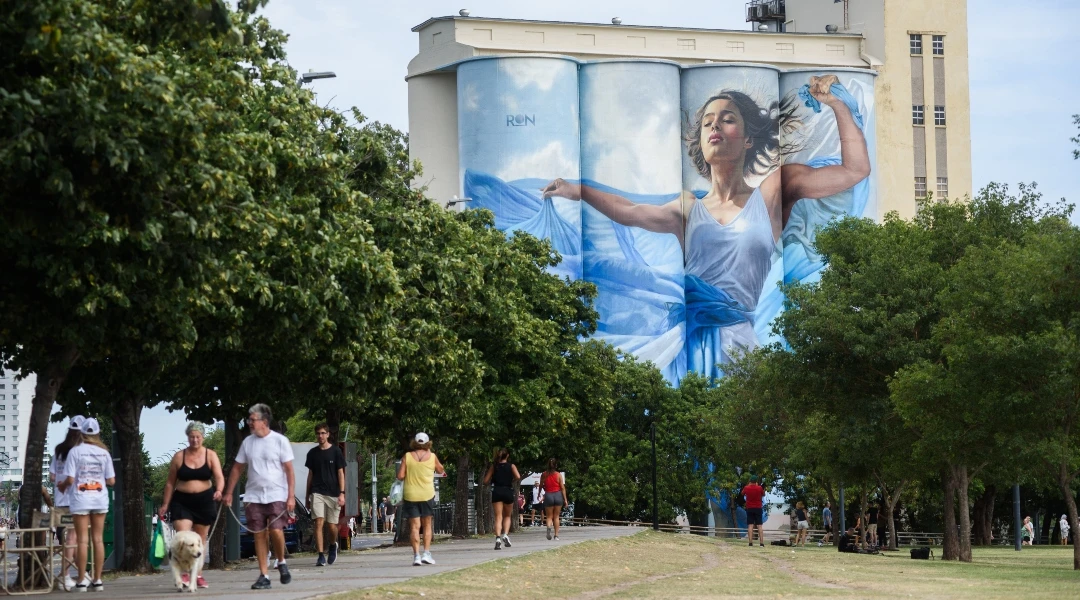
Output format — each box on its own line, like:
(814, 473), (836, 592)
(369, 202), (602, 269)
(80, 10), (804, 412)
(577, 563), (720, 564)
(68, 526), (640, 599)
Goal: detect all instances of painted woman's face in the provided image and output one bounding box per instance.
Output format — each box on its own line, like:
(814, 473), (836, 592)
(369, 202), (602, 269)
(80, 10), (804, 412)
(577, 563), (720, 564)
(699, 98), (752, 169)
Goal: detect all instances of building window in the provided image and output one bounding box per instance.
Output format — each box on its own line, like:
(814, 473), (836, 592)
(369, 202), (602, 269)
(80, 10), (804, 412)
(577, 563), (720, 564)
(910, 34), (922, 54)
(912, 105), (925, 125)
(932, 35), (944, 55)
(776, 42), (795, 54)
(915, 177), (928, 198)
(677, 38), (696, 50)
(727, 41), (745, 53)
(937, 177), (949, 197)
(826, 44), (845, 56)
(934, 106), (946, 126)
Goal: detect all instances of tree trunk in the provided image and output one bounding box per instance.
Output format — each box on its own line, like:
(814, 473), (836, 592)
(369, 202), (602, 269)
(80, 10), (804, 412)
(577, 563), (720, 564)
(18, 343), (80, 587)
(480, 483), (493, 535)
(452, 454), (470, 538)
(1058, 464), (1080, 570)
(114, 394), (151, 572)
(859, 489), (869, 550)
(209, 418), (245, 569)
(876, 475), (906, 551)
(954, 465), (972, 562)
(972, 485), (996, 546)
(325, 407), (342, 445)
(510, 478), (521, 533)
(942, 468), (960, 560)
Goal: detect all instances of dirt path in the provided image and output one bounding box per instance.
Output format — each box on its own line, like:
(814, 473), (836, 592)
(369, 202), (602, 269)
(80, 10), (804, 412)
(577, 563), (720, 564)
(762, 553), (850, 590)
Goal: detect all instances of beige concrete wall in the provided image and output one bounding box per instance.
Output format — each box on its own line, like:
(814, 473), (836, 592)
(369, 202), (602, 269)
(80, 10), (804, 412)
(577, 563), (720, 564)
(873, 0), (970, 219)
(407, 73), (459, 204)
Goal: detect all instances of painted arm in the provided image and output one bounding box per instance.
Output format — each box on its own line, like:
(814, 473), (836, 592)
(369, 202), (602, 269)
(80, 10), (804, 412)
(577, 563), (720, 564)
(542, 179), (683, 236)
(781, 75), (871, 222)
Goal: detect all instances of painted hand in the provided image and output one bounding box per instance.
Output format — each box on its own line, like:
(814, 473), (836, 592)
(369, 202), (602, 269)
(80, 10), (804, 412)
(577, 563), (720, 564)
(808, 74), (841, 105)
(541, 178), (582, 201)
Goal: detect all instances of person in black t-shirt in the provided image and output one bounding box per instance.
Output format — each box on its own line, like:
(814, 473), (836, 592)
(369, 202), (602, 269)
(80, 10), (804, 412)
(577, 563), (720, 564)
(838, 527), (857, 553)
(305, 424), (347, 567)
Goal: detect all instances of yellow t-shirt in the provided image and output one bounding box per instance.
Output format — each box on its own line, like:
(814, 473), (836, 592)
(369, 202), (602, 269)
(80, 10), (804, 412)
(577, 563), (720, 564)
(403, 451), (436, 502)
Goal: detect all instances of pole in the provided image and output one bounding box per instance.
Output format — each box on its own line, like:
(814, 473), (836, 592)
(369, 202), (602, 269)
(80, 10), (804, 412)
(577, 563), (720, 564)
(651, 421), (658, 531)
(371, 453), (378, 532)
(1013, 483), (1022, 551)
(225, 424), (240, 561)
(838, 484), (846, 536)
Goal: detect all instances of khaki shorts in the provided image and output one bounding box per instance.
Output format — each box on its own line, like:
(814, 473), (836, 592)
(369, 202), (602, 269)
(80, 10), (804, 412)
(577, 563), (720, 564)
(867, 524), (878, 534)
(311, 493), (340, 524)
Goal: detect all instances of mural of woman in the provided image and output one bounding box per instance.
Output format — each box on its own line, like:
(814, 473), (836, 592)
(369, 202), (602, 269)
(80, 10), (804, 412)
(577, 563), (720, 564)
(542, 74), (870, 378)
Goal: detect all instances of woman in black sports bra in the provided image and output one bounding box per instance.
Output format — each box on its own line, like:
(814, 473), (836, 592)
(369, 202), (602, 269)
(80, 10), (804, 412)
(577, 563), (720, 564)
(159, 423), (225, 589)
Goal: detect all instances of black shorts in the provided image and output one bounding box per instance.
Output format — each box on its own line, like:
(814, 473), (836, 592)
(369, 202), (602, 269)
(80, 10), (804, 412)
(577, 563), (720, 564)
(170, 488), (218, 526)
(746, 507), (763, 526)
(491, 486), (515, 504)
(402, 499), (435, 519)
(543, 491), (564, 507)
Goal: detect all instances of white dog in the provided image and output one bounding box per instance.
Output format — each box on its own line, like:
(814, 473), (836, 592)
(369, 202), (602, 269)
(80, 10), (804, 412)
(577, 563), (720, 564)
(168, 530), (204, 593)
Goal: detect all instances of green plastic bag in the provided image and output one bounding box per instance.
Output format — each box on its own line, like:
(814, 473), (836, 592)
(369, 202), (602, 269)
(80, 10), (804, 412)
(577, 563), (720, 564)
(149, 520), (166, 568)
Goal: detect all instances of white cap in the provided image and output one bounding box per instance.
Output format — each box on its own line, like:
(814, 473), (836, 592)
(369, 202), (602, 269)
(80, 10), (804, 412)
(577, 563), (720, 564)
(414, 432), (430, 444)
(80, 417), (101, 436)
(68, 415), (86, 431)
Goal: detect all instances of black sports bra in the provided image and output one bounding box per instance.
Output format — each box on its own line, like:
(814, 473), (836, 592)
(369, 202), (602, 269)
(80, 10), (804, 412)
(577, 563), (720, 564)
(177, 448), (213, 482)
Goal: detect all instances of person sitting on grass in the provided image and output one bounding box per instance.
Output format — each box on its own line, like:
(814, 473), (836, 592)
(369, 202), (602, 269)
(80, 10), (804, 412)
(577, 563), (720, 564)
(838, 527), (857, 553)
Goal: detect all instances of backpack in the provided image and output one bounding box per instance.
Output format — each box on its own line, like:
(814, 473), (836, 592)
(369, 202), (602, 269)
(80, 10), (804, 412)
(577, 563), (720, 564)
(910, 547), (933, 560)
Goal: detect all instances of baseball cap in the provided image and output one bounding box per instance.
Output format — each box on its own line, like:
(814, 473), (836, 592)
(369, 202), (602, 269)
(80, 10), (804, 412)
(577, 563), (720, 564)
(414, 432), (430, 444)
(68, 415), (86, 431)
(80, 418), (101, 436)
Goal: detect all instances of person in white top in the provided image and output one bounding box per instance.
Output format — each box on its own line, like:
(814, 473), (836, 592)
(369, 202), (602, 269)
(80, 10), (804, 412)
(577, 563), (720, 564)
(223, 404), (295, 591)
(57, 417), (115, 593)
(50, 416), (85, 591)
(1060, 514), (1071, 546)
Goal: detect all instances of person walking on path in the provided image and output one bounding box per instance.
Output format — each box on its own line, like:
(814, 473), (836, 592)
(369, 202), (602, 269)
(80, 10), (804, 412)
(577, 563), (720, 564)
(742, 475), (765, 547)
(820, 501), (833, 546)
(793, 501), (809, 547)
(530, 481), (544, 527)
(50, 416), (84, 591)
(305, 423), (346, 567)
(1022, 516), (1035, 545)
(159, 422), (225, 589)
(541, 459), (568, 541)
(224, 404), (296, 590)
(482, 448), (521, 550)
(385, 500), (396, 533)
(517, 491), (526, 526)
(396, 433), (446, 566)
(57, 417), (115, 592)
(1060, 514), (1071, 545)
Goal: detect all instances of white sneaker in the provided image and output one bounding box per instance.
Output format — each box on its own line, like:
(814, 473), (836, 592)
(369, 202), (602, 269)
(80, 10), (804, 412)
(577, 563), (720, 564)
(421, 551), (435, 565)
(61, 575), (77, 591)
(554, 536), (560, 541)
(494, 537), (502, 550)
(89, 580), (104, 593)
(73, 577), (91, 592)
(502, 534), (512, 547)
(412, 554), (422, 566)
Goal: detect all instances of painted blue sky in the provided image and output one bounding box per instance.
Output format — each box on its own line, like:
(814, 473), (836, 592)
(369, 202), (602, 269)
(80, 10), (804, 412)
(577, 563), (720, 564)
(125, 0), (1080, 456)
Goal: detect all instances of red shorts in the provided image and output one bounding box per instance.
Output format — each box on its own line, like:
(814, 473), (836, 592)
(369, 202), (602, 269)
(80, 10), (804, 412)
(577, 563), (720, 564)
(245, 501), (288, 531)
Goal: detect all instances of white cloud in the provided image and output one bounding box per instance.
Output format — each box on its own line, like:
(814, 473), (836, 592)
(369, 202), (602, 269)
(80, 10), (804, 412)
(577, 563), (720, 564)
(496, 141), (577, 182)
(502, 59), (565, 92)
(462, 82), (480, 111)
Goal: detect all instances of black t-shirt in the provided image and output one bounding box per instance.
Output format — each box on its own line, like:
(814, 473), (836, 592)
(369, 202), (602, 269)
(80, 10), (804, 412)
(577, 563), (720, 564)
(868, 507), (879, 522)
(838, 532), (856, 553)
(305, 445), (346, 496)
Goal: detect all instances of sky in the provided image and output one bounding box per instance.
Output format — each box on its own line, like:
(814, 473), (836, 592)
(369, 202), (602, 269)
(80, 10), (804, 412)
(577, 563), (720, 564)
(69, 0), (1079, 461)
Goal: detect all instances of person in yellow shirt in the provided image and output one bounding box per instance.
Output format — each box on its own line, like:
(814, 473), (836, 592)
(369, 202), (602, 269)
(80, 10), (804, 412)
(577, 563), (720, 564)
(396, 433), (446, 566)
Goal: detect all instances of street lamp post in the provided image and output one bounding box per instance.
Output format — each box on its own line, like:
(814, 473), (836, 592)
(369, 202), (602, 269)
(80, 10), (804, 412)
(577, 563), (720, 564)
(651, 421), (658, 531)
(298, 70), (336, 86)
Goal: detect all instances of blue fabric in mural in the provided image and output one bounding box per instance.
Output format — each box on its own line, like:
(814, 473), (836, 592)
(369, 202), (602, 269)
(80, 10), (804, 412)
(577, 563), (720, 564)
(783, 82), (870, 286)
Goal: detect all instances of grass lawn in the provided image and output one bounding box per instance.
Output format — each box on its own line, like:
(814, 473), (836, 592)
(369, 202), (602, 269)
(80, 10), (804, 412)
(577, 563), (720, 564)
(333, 530), (1079, 599)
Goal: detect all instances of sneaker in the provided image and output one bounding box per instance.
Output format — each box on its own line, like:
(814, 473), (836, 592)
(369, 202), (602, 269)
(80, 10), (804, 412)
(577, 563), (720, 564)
(553, 536), (560, 541)
(749, 542), (754, 547)
(759, 543), (765, 547)
(73, 577), (91, 592)
(251, 574), (272, 590)
(546, 526), (553, 540)
(277, 562), (291, 585)
(502, 534), (512, 548)
(181, 573), (190, 586)
(495, 537), (503, 550)
(413, 554), (423, 566)
(196, 575), (208, 589)
(89, 580), (104, 593)
(421, 551), (435, 565)
(316, 553), (326, 567)
(328, 542), (338, 565)
(61, 575), (77, 591)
